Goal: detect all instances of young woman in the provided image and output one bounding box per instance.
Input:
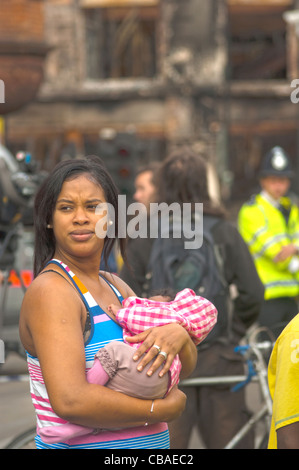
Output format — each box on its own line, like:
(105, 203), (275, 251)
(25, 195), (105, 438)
(19, 155), (197, 449)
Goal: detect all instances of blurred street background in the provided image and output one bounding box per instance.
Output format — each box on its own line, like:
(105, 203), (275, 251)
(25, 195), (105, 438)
(0, 229), (35, 448)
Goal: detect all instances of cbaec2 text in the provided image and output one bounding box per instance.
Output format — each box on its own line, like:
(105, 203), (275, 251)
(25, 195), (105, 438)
(104, 454), (194, 467)
(148, 454), (193, 465)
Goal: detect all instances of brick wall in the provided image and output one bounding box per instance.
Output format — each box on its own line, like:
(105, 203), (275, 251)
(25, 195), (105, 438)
(0, 0), (44, 42)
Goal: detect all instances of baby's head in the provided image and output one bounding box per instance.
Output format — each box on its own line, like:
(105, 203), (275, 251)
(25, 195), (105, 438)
(149, 288), (176, 303)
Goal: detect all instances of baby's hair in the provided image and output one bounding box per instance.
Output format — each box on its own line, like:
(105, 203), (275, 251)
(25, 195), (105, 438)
(149, 288), (176, 301)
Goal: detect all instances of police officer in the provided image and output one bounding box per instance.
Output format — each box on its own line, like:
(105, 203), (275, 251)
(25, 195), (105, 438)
(238, 146), (299, 335)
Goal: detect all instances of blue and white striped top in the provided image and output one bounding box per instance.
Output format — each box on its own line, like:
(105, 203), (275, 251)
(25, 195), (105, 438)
(28, 259), (169, 449)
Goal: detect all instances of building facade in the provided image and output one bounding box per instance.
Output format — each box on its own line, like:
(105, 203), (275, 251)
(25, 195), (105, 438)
(3, 0), (299, 207)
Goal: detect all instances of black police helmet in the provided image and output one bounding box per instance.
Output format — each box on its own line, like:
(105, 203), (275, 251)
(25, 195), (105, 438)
(259, 146), (294, 179)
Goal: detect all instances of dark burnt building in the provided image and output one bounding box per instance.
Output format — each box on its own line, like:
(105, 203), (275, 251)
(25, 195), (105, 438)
(2, 0), (299, 210)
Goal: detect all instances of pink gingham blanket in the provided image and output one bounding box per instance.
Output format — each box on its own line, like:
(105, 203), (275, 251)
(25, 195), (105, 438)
(116, 288), (217, 391)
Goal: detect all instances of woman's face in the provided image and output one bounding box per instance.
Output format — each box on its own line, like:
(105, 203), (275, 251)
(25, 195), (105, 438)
(52, 174), (108, 261)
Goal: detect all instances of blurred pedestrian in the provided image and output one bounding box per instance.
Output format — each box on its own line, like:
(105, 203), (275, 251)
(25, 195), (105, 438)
(120, 161), (161, 289)
(133, 162), (160, 214)
(238, 146), (299, 336)
(120, 149), (264, 448)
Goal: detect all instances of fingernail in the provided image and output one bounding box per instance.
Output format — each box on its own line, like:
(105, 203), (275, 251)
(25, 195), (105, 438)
(147, 370), (153, 376)
(137, 365), (143, 371)
(133, 354), (138, 361)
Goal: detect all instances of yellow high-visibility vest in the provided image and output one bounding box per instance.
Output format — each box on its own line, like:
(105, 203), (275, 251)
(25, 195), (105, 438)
(238, 193), (299, 300)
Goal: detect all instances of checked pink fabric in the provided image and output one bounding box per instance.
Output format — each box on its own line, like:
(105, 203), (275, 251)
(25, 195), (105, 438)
(116, 288), (218, 390)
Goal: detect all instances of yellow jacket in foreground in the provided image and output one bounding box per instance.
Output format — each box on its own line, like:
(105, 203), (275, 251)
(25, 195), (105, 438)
(267, 313), (299, 448)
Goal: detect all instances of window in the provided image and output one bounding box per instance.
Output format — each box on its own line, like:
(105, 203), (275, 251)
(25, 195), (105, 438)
(227, 0), (294, 80)
(84, 3), (159, 79)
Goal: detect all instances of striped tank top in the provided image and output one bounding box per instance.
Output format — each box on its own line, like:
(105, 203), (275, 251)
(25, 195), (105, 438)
(27, 259), (169, 449)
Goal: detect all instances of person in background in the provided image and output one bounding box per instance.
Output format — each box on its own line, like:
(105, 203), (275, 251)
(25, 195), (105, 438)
(238, 146), (299, 337)
(133, 162), (161, 214)
(120, 162), (161, 290)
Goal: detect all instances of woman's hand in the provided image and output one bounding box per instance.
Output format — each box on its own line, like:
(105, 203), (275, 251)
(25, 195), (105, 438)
(125, 323), (197, 379)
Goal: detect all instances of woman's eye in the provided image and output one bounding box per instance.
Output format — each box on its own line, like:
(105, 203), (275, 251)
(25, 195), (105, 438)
(87, 204), (98, 210)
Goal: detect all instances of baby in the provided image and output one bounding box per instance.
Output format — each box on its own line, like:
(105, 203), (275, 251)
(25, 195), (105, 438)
(39, 288), (217, 443)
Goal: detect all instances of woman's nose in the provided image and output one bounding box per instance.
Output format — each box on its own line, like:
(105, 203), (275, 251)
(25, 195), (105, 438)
(73, 207), (89, 223)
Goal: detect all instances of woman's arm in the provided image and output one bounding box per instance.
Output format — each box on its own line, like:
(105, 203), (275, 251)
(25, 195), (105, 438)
(277, 422), (299, 449)
(225, 224), (264, 328)
(21, 275), (186, 429)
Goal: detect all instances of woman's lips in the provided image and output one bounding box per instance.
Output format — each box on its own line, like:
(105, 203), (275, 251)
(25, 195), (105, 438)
(69, 230), (94, 242)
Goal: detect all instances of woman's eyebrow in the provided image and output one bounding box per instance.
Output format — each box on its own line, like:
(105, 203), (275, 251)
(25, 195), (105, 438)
(56, 198), (104, 204)
(84, 198), (105, 204)
(56, 198), (73, 204)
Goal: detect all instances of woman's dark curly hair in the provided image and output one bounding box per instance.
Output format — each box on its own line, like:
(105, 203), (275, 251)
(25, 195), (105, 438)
(33, 155), (125, 277)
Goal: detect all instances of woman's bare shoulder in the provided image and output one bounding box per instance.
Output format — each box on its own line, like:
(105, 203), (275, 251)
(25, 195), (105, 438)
(22, 270), (81, 312)
(26, 269), (71, 292)
(20, 271), (84, 355)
